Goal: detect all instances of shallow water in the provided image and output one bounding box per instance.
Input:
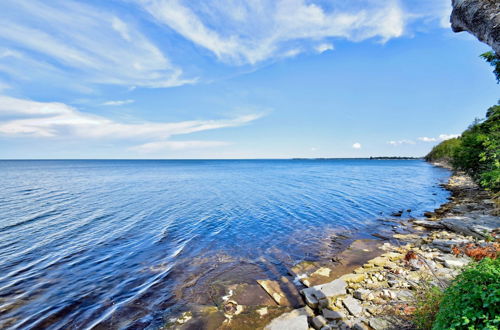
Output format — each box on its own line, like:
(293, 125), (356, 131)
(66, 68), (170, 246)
(0, 159), (450, 329)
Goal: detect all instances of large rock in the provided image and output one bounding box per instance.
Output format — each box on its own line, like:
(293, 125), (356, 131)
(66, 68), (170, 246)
(342, 296), (363, 317)
(264, 307), (312, 330)
(451, 0), (500, 54)
(302, 279), (347, 302)
(440, 215), (500, 239)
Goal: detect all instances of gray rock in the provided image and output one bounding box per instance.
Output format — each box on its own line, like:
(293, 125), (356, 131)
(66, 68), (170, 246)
(451, 0), (500, 54)
(353, 289), (372, 301)
(302, 279), (347, 301)
(440, 215), (500, 239)
(311, 315), (328, 330)
(413, 220), (445, 229)
(369, 317), (390, 330)
(342, 296), (363, 317)
(431, 238), (470, 252)
(264, 307), (310, 330)
(322, 309), (344, 320)
(442, 256), (470, 269)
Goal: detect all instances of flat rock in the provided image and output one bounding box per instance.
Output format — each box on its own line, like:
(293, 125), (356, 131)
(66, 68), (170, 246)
(264, 307), (311, 330)
(342, 296), (362, 317)
(413, 220), (445, 229)
(431, 239), (470, 252)
(257, 279), (299, 306)
(302, 279), (347, 301)
(323, 309), (345, 320)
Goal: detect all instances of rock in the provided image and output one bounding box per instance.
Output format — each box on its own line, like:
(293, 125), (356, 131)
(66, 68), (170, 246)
(413, 220), (445, 229)
(303, 290), (319, 309)
(353, 289), (373, 301)
(257, 280), (290, 306)
(431, 238), (470, 252)
(451, 0), (500, 54)
(442, 256), (470, 269)
(311, 315), (328, 330)
(342, 296), (363, 316)
(302, 279), (347, 301)
(322, 309), (344, 320)
(265, 307), (311, 330)
(369, 317), (390, 330)
(352, 321), (369, 330)
(340, 273), (366, 283)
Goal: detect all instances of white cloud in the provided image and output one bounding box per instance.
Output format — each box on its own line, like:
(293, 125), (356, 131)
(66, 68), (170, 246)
(418, 134), (460, 142)
(0, 0), (195, 88)
(136, 0), (405, 65)
(131, 140), (230, 153)
(388, 139), (415, 146)
(418, 136), (437, 142)
(0, 96), (261, 148)
(315, 43), (334, 53)
(352, 142), (362, 149)
(438, 134), (460, 141)
(102, 100), (135, 106)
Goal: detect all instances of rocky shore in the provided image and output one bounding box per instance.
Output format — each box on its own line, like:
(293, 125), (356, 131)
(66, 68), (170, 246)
(166, 170), (499, 330)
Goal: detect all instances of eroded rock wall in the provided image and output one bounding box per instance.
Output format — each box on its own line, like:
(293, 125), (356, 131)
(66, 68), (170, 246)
(451, 0), (500, 54)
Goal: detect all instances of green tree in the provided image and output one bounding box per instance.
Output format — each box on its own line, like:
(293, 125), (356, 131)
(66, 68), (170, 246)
(480, 51), (500, 83)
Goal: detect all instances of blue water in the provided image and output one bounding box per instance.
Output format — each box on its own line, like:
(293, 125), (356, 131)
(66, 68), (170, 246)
(0, 159), (450, 329)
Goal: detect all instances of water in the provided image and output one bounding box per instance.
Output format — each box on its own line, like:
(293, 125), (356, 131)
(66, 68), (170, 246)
(0, 159), (450, 329)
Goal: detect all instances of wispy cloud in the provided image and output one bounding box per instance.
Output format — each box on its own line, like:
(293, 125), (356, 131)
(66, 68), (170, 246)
(388, 139), (415, 146)
(136, 0), (405, 65)
(0, 0), (195, 89)
(0, 96), (261, 150)
(102, 100), (135, 106)
(418, 136), (437, 142)
(352, 142), (362, 149)
(131, 140), (230, 153)
(418, 134), (460, 142)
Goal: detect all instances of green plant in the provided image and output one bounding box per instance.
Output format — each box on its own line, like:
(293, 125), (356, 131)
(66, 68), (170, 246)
(412, 284), (444, 330)
(433, 258), (500, 330)
(481, 51), (500, 83)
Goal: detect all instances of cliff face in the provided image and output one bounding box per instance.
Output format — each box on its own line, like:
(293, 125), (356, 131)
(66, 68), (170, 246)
(451, 0), (500, 54)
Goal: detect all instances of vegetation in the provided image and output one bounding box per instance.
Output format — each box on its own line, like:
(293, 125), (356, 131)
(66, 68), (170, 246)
(481, 51), (500, 83)
(412, 284), (444, 330)
(425, 103), (500, 192)
(424, 138), (461, 164)
(432, 258), (500, 330)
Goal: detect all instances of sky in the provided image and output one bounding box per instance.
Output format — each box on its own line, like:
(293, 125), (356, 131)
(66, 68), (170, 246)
(0, 0), (498, 159)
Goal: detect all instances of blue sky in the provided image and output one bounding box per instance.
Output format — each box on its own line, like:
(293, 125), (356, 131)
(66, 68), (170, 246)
(0, 0), (498, 159)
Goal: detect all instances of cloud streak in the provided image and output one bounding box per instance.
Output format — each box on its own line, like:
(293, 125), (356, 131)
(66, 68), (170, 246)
(137, 0), (405, 65)
(0, 0), (195, 89)
(0, 96), (261, 151)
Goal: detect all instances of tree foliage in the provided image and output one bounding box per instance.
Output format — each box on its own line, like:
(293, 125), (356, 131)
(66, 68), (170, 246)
(425, 104), (500, 192)
(481, 51), (500, 83)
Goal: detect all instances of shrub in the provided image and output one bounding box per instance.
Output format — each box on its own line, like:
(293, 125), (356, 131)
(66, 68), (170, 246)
(412, 284), (444, 330)
(433, 258), (500, 330)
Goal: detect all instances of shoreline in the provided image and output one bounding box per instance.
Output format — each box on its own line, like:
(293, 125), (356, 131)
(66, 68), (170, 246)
(165, 166), (499, 330)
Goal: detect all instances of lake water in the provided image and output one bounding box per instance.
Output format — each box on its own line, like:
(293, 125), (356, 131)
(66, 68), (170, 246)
(0, 159), (450, 329)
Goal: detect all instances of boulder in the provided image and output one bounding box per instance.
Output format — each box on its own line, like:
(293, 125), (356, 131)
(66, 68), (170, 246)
(413, 220), (445, 229)
(342, 296), (363, 316)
